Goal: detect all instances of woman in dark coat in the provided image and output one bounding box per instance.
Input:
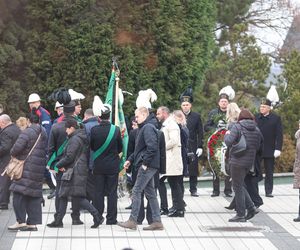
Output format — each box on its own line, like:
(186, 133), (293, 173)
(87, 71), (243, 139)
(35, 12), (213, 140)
(224, 109), (263, 222)
(47, 118), (101, 228)
(8, 113), (47, 231)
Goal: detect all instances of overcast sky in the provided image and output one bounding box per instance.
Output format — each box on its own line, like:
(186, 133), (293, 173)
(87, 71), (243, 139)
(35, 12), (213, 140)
(249, 0), (300, 54)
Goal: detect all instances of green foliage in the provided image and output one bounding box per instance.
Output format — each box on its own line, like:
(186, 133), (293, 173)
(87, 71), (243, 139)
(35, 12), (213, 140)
(275, 134), (296, 172)
(194, 24), (270, 119)
(277, 50), (300, 138)
(0, 0), (217, 119)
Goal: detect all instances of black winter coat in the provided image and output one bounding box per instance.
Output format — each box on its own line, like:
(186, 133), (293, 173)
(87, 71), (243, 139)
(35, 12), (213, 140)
(255, 112), (283, 158)
(128, 116), (160, 170)
(225, 120), (263, 169)
(0, 124), (20, 172)
(184, 111), (203, 176)
(56, 129), (89, 197)
(10, 124), (48, 198)
(48, 116), (78, 169)
(90, 120), (122, 175)
(204, 107), (226, 132)
(126, 128), (138, 173)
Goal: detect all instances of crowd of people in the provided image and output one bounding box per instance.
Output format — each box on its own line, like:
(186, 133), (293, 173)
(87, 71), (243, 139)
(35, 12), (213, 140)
(3, 84), (300, 232)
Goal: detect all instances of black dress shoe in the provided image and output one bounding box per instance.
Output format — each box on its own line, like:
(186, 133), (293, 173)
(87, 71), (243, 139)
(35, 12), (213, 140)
(168, 210), (184, 217)
(211, 192), (219, 197)
(224, 204), (235, 210)
(224, 193), (232, 197)
(106, 220), (117, 225)
(228, 215), (246, 222)
(20, 226), (38, 231)
(245, 207), (259, 220)
(160, 209), (169, 215)
(293, 217), (300, 222)
(72, 219), (84, 225)
(191, 192), (199, 197)
(266, 194), (274, 198)
(47, 221), (63, 228)
(91, 216), (104, 228)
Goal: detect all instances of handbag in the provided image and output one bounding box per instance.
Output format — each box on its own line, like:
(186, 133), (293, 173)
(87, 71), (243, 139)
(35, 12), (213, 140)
(1, 132), (41, 180)
(230, 128), (247, 157)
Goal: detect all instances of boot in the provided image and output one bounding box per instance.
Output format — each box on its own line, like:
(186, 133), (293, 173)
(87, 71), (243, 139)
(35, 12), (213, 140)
(91, 214), (104, 228)
(47, 220), (63, 228)
(117, 219), (137, 230)
(168, 209), (184, 217)
(228, 215), (246, 222)
(225, 199), (236, 210)
(245, 206), (259, 220)
(143, 222), (164, 231)
(294, 203), (300, 222)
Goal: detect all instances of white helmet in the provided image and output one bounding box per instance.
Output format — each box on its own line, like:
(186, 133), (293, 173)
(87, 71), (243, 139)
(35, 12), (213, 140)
(28, 93), (41, 103)
(54, 101), (63, 110)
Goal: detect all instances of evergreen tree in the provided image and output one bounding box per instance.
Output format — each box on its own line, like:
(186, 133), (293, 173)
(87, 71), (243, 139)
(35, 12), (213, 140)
(0, 0), (217, 118)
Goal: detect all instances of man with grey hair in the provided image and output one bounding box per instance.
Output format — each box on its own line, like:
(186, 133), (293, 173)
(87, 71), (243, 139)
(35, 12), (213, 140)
(0, 114), (21, 209)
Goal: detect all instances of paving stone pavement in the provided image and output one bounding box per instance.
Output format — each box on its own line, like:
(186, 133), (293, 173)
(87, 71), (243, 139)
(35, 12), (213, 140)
(1, 182), (300, 250)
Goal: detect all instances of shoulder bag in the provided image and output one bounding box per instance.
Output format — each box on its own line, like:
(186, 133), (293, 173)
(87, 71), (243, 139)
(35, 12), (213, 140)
(1, 132), (42, 180)
(230, 125), (247, 157)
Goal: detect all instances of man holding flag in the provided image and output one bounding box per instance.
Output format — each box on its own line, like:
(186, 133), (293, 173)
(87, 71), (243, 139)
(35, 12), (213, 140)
(91, 101), (123, 225)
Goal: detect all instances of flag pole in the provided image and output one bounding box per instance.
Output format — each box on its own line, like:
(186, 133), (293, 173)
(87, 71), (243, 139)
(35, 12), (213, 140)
(114, 72), (120, 126)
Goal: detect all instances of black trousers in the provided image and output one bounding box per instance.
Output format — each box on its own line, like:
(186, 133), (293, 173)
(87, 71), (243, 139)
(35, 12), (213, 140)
(86, 172), (96, 202)
(189, 175), (198, 194)
(168, 176), (184, 211)
(212, 174), (232, 195)
(94, 173), (118, 224)
(54, 172), (80, 220)
(231, 165), (254, 217)
(0, 173), (11, 206)
(262, 157), (275, 195)
(57, 196), (98, 222)
(244, 174), (263, 207)
(13, 192), (42, 225)
(158, 176), (168, 210)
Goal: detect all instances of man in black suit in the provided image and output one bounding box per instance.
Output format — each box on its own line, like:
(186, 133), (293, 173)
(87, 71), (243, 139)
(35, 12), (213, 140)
(255, 98), (283, 197)
(180, 87), (204, 197)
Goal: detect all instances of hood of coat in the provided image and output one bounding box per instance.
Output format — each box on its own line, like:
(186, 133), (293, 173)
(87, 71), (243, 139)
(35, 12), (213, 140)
(239, 119), (256, 131)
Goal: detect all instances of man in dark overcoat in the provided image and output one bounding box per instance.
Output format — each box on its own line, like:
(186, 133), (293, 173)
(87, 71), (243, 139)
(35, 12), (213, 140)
(255, 98), (283, 197)
(204, 93), (232, 197)
(90, 105), (123, 225)
(180, 87), (204, 197)
(0, 114), (21, 210)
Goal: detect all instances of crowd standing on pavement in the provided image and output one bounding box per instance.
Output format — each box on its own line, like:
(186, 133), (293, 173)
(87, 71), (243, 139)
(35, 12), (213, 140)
(2, 84), (299, 233)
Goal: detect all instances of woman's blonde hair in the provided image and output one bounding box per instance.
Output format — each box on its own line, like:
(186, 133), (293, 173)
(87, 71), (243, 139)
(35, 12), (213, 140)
(173, 110), (187, 126)
(226, 102), (241, 123)
(16, 117), (28, 130)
